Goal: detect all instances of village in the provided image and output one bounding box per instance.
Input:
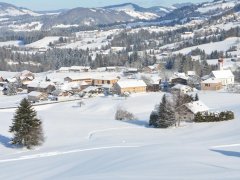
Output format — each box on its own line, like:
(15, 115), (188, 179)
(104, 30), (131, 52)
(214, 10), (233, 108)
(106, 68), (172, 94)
(0, 56), (237, 124)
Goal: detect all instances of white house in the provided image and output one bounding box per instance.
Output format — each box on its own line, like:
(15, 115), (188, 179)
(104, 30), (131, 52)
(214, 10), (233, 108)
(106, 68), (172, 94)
(210, 70), (234, 86)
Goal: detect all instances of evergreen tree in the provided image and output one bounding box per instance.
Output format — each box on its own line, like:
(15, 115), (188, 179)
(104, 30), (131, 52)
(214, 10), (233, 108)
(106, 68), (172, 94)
(195, 93), (199, 101)
(151, 94), (175, 128)
(9, 98), (44, 149)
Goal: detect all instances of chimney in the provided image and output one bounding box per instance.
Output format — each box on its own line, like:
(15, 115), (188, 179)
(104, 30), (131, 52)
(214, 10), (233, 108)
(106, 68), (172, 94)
(218, 58), (224, 71)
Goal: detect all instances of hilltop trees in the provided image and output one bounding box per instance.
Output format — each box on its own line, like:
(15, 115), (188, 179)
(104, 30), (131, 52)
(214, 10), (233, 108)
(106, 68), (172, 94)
(9, 98), (44, 149)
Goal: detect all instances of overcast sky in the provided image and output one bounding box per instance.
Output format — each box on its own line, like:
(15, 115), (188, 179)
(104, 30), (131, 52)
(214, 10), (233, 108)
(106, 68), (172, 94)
(2, 0), (210, 11)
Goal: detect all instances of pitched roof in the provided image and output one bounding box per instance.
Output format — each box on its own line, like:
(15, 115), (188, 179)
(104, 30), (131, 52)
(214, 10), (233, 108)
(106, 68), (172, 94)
(28, 81), (55, 89)
(202, 78), (221, 84)
(117, 80), (147, 88)
(211, 70), (234, 79)
(28, 91), (44, 97)
(185, 101), (209, 114)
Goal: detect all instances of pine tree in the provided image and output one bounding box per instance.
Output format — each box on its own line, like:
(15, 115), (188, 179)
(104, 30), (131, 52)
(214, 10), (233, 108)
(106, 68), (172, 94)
(195, 93), (199, 101)
(9, 98), (44, 149)
(156, 94), (175, 128)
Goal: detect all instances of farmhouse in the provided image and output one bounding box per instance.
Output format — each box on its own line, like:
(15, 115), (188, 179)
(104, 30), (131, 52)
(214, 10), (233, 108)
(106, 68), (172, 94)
(176, 101), (209, 122)
(28, 91), (48, 102)
(114, 80), (147, 94)
(201, 78), (222, 91)
(27, 81), (56, 93)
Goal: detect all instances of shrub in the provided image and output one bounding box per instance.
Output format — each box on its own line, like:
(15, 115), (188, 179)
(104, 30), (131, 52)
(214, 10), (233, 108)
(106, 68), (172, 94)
(115, 107), (137, 121)
(194, 111), (234, 122)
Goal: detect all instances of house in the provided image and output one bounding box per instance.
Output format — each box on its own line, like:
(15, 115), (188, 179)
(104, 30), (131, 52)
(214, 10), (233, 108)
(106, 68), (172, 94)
(58, 67), (70, 73)
(64, 76), (92, 84)
(123, 68), (139, 76)
(145, 76), (161, 92)
(28, 91), (48, 102)
(201, 78), (222, 91)
(93, 77), (119, 86)
(27, 81), (56, 93)
(209, 70), (234, 86)
(143, 66), (156, 73)
(171, 84), (193, 94)
(114, 80), (147, 94)
(69, 66), (91, 72)
(171, 73), (189, 86)
(176, 101), (209, 122)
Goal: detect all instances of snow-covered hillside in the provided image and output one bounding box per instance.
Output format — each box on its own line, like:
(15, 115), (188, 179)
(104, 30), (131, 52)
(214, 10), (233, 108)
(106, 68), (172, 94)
(197, 0), (237, 14)
(0, 3), (41, 17)
(0, 91), (239, 179)
(174, 37), (240, 54)
(25, 36), (60, 49)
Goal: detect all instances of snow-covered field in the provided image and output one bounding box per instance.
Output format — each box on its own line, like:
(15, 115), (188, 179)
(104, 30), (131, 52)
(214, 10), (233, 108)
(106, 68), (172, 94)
(25, 36), (60, 49)
(0, 91), (240, 179)
(174, 37), (240, 55)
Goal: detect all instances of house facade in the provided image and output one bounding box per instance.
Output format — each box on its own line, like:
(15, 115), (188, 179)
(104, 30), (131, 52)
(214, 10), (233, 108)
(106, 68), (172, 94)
(93, 77), (119, 86)
(201, 78), (222, 91)
(114, 80), (147, 94)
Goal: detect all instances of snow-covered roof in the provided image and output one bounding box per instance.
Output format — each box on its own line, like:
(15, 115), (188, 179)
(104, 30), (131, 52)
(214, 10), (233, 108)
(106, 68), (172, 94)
(172, 84), (192, 90)
(28, 81), (55, 88)
(28, 91), (44, 97)
(187, 71), (196, 76)
(70, 66), (91, 70)
(61, 82), (80, 91)
(117, 80), (147, 88)
(185, 100), (209, 114)
(211, 70), (234, 79)
(93, 76), (118, 81)
(83, 86), (100, 92)
(147, 66), (155, 70)
(59, 67), (70, 71)
(202, 78), (221, 84)
(173, 72), (189, 80)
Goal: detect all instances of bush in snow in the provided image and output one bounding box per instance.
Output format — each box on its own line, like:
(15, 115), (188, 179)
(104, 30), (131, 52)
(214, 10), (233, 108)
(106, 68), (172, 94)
(115, 107), (137, 121)
(194, 111), (234, 122)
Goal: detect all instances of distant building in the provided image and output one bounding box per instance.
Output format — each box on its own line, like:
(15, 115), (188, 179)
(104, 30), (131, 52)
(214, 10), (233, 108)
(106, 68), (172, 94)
(93, 77), (119, 86)
(209, 70), (234, 86)
(27, 82), (56, 93)
(58, 67), (70, 73)
(176, 101), (209, 122)
(201, 78), (222, 91)
(114, 80), (147, 94)
(64, 76), (92, 84)
(28, 91), (48, 102)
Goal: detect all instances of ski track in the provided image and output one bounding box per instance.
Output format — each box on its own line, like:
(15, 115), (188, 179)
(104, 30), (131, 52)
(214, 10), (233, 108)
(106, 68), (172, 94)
(87, 127), (143, 140)
(0, 145), (140, 163)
